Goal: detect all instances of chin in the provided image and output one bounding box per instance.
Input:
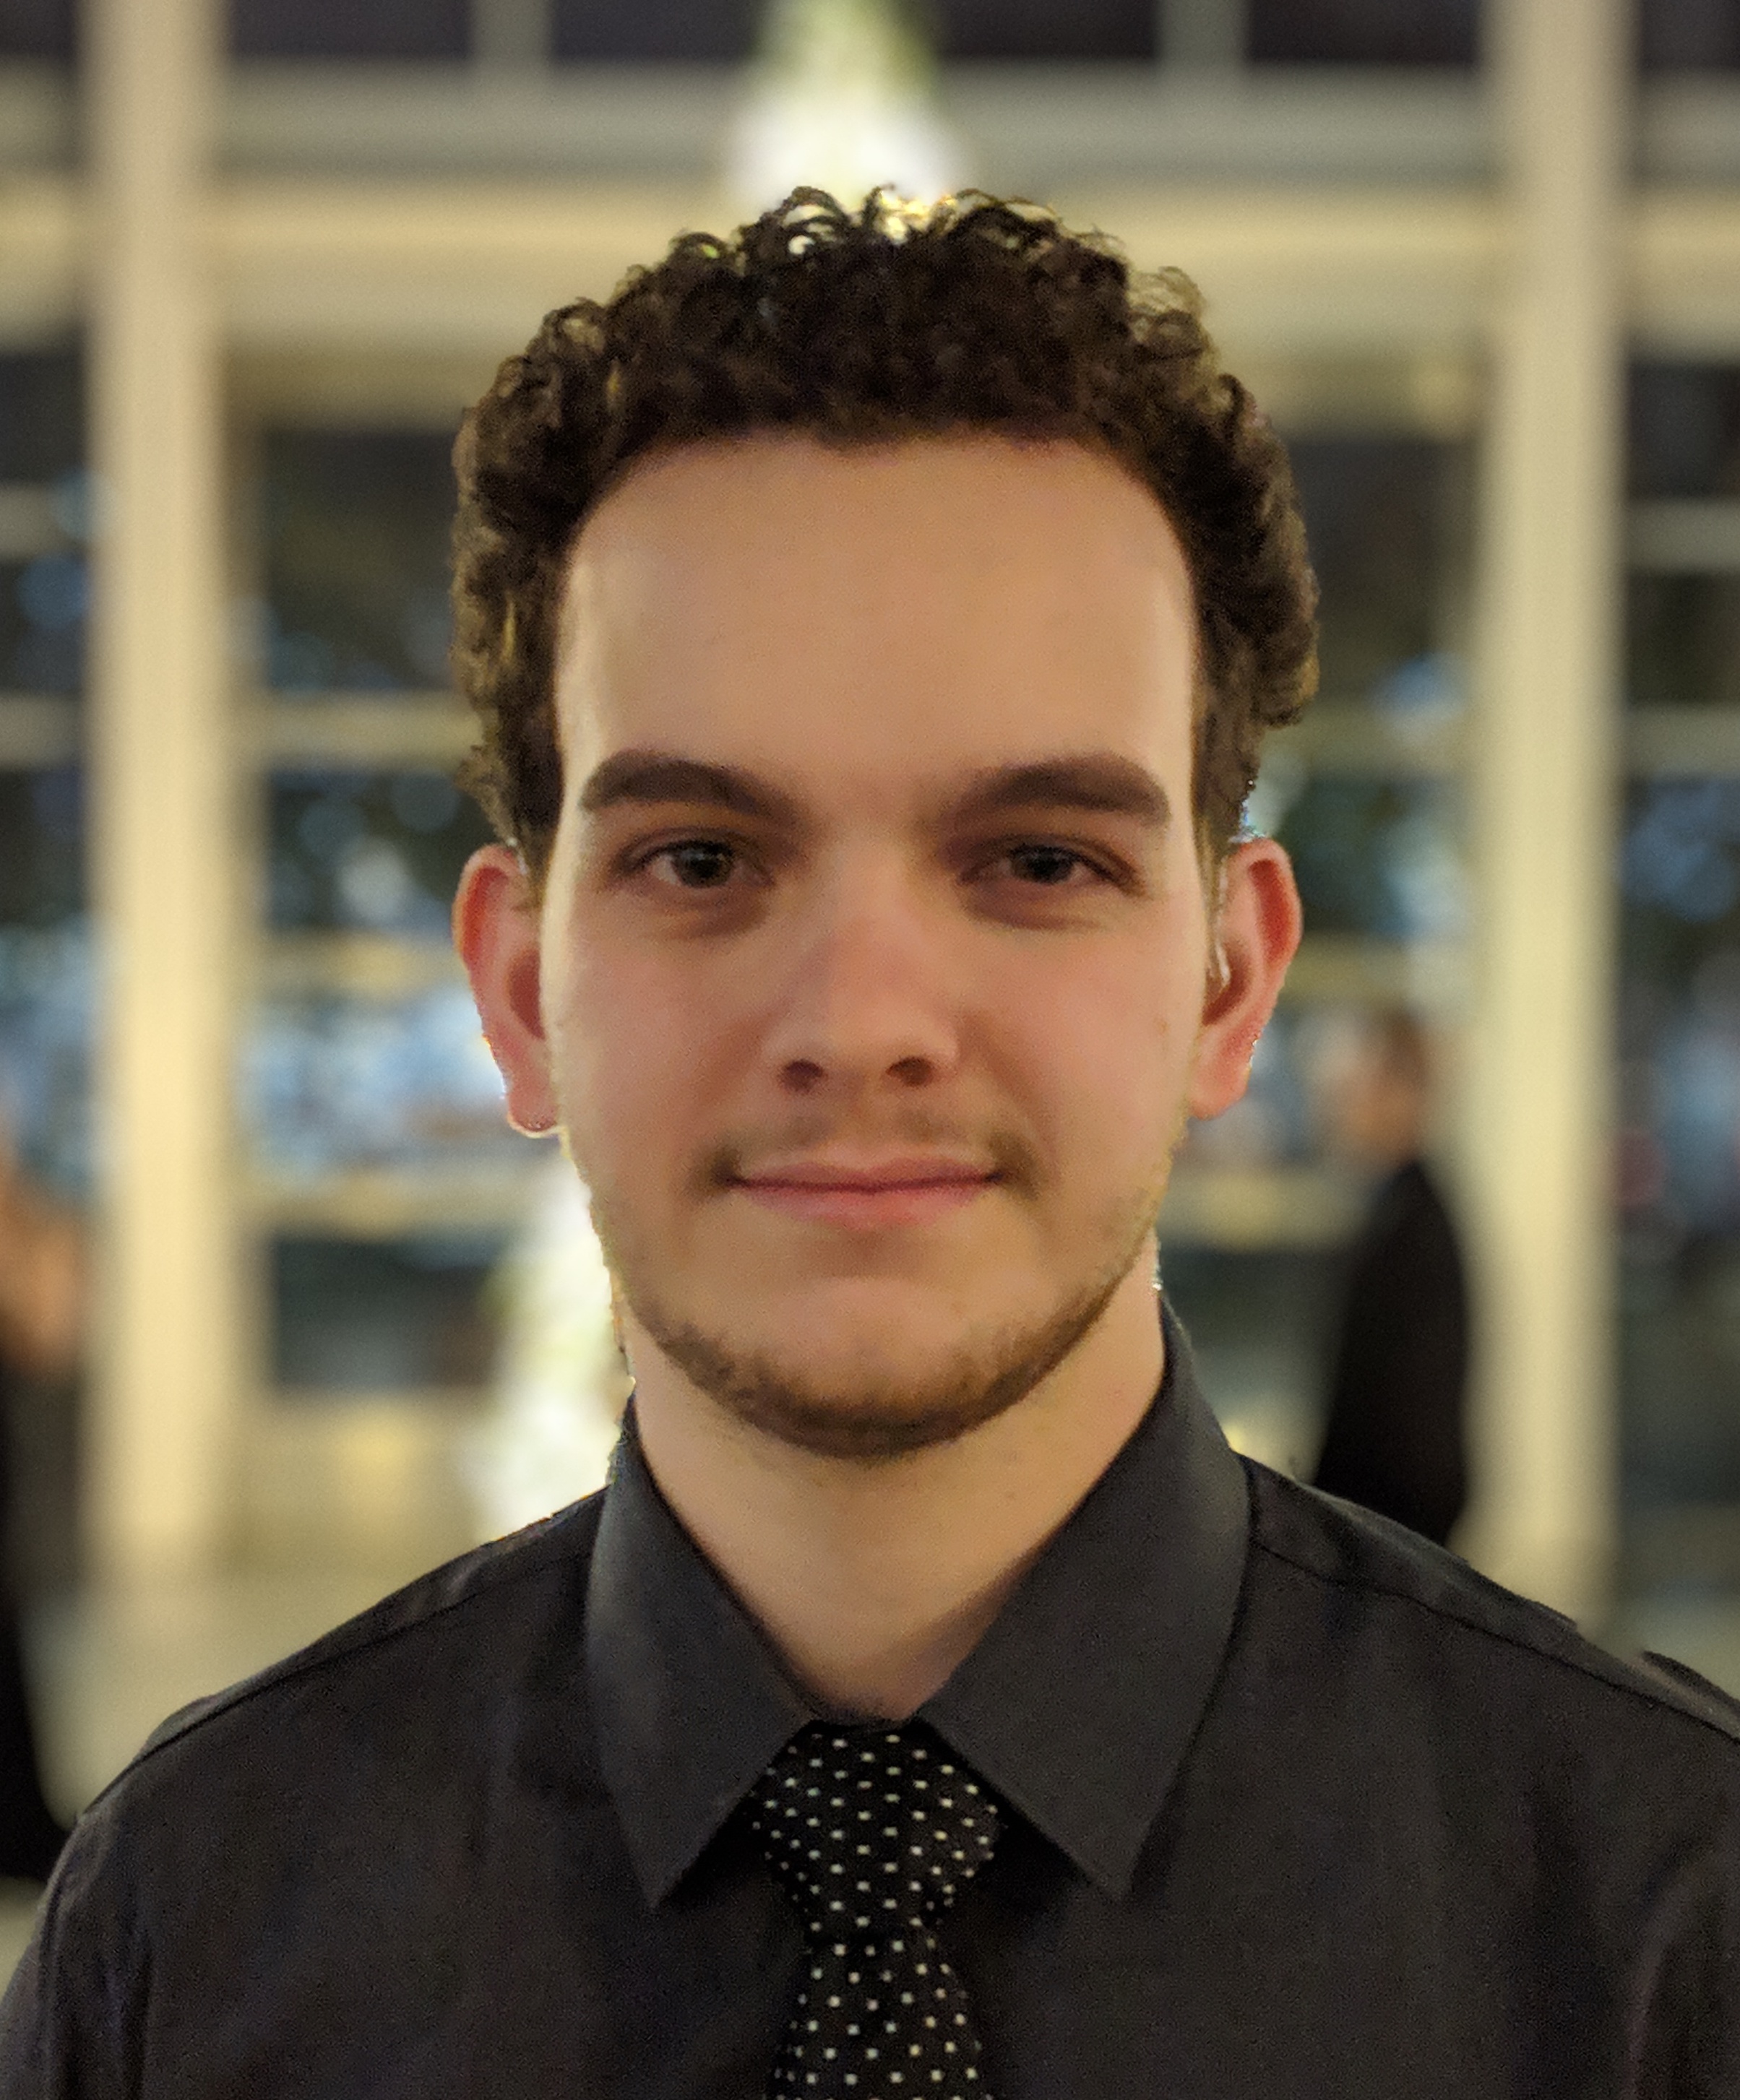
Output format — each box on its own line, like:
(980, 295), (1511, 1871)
(637, 1260), (1132, 1464)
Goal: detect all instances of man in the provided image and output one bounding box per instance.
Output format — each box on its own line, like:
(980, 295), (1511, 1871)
(4, 191), (1738, 2096)
(1311, 1007), (1470, 1547)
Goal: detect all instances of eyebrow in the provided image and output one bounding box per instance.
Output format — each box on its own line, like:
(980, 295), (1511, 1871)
(578, 751), (801, 824)
(950, 756), (1173, 830)
(577, 747), (1172, 832)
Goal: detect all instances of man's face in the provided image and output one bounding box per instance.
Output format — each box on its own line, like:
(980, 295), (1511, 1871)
(461, 434), (1296, 1458)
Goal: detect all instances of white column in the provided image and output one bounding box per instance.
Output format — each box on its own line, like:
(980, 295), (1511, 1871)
(1461, 0), (1629, 1621)
(87, 0), (237, 1579)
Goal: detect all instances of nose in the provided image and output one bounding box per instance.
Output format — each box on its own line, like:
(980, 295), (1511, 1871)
(759, 866), (963, 1100)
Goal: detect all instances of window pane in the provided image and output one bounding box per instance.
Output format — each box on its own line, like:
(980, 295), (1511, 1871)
(0, 0), (73, 60)
(1247, 0), (1481, 65)
(1620, 353), (1740, 1612)
(1160, 1245), (1339, 1474)
(1628, 574), (1740, 710)
(267, 769), (494, 937)
(0, 348), (82, 485)
(1629, 365), (1740, 500)
(1640, 0), (1740, 71)
(551, 0), (761, 61)
(254, 427), (457, 693)
(0, 769), (88, 1191)
(933, 0), (1155, 61)
(1619, 794), (1740, 1511)
(271, 1234), (505, 1391)
(229, 0), (469, 59)
(0, 768), (82, 927)
(1288, 436), (1468, 701)
(1278, 777), (1466, 943)
(244, 985), (510, 1178)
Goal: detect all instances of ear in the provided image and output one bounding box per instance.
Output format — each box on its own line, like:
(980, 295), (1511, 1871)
(1186, 836), (1304, 1122)
(453, 844), (559, 1136)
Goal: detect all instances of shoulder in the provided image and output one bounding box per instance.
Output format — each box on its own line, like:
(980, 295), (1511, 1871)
(1243, 1459), (1740, 1755)
(98, 1491), (608, 1807)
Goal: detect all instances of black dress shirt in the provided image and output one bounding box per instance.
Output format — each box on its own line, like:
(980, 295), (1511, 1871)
(4, 1308), (1740, 2096)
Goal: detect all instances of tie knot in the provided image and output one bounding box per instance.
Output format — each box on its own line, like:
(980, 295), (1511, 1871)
(746, 1722), (1001, 1943)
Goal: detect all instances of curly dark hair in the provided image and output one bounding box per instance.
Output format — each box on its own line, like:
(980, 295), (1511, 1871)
(452, 190), (1317, 884)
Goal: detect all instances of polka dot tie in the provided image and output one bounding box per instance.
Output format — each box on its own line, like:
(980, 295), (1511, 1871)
(746, 1721), (1001, 2100)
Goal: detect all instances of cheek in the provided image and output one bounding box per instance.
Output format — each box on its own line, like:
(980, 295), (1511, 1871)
(540, 927), (743, 1176)
(989, 928), (1207, 1164)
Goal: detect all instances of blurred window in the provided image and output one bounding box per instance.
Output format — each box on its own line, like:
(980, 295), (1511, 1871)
(1290, 435), (1468, 699)
(1279, 778), (1465, 943)
(267, 770), (494, 937)
(244, 985), (511, 1178)
(1629, 365), (1740, 498)
(552, 0), (1158, 63)
(0, 350), (82, 485)
(254, 428), (457, 693)
(1617, 356), (1740, 1598)
(1640, 0), (1740, 70)
(1160, 415), (1472, 1474)
(551, 0), (762, 61)
(1246, 0), (1481, 66)
(932, 0), (1156, 61)
(0, 346), (87, 1195)
(0, 772), (88, 1192)
(229, 0), (470, 59)
(0, 0), (73, 60)
(271, 1235), (506, 1391)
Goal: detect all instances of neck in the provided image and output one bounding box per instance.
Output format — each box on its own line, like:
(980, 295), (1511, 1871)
(626, 1253), (1163, 1721)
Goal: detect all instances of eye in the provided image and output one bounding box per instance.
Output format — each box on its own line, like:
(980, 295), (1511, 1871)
(648, 840), (739, 889)
(1002, 844), (1095, 886)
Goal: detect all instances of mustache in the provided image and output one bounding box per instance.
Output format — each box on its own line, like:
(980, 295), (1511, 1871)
(696, 1116), (1045, 1198)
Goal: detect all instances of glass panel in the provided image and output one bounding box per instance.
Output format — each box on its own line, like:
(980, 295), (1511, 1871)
(934, 0), (1155, 61)
(1619, 790), (1740, 1519)
(1159, 1246), (1340, 1476)
(1161, 422), (1470, 1483)
(270, 1233), (505, 1391)
(1, 554), (87, 695)
(1640, 0), (1740, 71)
(1247, 0), (1480, 66)
(0, 350), (82, 483)
(0, 768), (82, 928)
(244, 984), (510, 1177)
(0, 769), (89, 1191)
(267, 769), (494, 937)
(551, 0), (761, 61)
(229, 0), (469, 59)
(1288, 436), (1468, 703)
(253, 427), (457, 694)
(1618, 353), (1740, 1645)
(1628, 574), (1740, 711)
(1629, 365), (1740, 500)
(0, 0), (73, 61)
(1278, 776), (1467, 943)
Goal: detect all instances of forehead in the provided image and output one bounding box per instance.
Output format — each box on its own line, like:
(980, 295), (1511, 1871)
(554, 433), (1198, 793)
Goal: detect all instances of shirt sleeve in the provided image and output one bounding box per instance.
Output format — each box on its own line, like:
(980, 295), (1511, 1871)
(0, 1809), (146, 2100)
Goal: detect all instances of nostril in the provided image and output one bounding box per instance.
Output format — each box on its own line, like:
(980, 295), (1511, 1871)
(781, 1058), (826, 1094)
(890, 1057), (933, 1087)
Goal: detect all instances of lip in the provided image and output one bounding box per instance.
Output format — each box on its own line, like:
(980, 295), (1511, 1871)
(729, 1155), (996, 1230)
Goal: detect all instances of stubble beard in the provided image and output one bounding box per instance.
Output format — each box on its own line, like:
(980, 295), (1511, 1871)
(585, 1152), (1171, 1464)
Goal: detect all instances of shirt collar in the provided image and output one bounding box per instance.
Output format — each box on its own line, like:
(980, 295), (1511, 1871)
(586, 1300), (1249, 1908)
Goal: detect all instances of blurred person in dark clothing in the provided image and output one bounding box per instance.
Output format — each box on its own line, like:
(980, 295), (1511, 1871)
(0, 1119), (74, 1883)
(1312, 1008), (1469, 1547)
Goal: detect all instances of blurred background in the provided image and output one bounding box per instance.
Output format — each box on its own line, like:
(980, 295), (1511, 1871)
(0, 0), (1736, 1943)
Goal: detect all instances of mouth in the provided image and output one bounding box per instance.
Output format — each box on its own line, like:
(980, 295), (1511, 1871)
(727, 1155), (999, 1231)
